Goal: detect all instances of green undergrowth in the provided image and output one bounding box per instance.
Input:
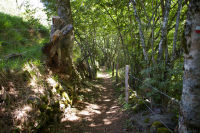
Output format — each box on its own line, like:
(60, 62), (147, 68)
(0, 59), (76, 132)
(0, 12), (49, 70)
(0, 12), (75, 132)
(0, 12), (48, 45)
(114, 73), (177, 133)
(0, 43), (45, 70)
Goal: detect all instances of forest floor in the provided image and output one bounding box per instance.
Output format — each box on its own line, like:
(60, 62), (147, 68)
(59, 71), (130, 133)
(0, 68), (132, 132)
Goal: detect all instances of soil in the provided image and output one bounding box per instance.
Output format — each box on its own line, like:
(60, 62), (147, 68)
(0, 70), (130, 133)
(59, 72), (129, 133)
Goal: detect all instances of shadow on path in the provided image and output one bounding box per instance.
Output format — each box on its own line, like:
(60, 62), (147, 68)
(59, 72), (128, 133)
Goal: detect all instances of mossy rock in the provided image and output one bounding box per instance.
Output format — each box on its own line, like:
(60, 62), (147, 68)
(152, 121), (164, 128)
(150, 121), (168, 133)
(62, 92), (72, 105)
(129, 97), (138, 104)
(55, 83), (64, 92)
(128, 91), (138, 104)
(63, 99), (69, 105)
(157, 127), (170, 133)
(55, 84), (64, 93)
(131, 99), (150, 113)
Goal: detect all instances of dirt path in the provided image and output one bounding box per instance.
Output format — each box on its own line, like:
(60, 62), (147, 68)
(60, 72), (128, 133)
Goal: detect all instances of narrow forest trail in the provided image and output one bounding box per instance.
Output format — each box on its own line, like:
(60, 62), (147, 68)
(59, 72), (129, 133)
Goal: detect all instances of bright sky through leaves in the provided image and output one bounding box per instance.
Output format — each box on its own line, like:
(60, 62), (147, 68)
(0, 0), (49, 26)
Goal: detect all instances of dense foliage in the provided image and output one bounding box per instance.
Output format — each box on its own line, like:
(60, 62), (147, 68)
(71, 0), (186, 103)
(41, 0), (187, 104)
(1, 0), (197, 132)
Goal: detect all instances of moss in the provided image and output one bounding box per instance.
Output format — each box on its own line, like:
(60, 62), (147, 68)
(63, 100), (69, 105)
(131, 99), (149, 113)
(144, 118), (150, 123)
(59, 85), (64, 91)
(138, 99), (144, 104)
(150, 121), (166, 133)
(57, 85), (64, 94)
(55, 84), (60, 91)
(62, 92), (72, 105)
(129, 91), (139, 104)
(66, 84), (73, 91)
(157, 127), (170, 133)
(152, 121), (164, 128)
(41, 96), (48, 104)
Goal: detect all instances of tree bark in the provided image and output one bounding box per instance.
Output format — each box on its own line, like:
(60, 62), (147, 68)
(179, 1), (200, 132)
(131, 0), (149, 62)
(150, 0), (158, 64)
(172, 0), (182, 58)
(42, 0), (79, 80)
(112, 62), (115, 77)
(158, 0), (171, 60)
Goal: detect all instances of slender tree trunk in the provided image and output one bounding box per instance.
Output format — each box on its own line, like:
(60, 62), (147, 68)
(172, 0), (183, 58)
(151, 0), (158, 64)
(165, 41), (169, 64)
(130, 0), (148, 62)
(158, 0), (171, 60)
(112, 62), (115, 77)
(119, 32), (127, 64)
(179, 1), (200, 132)
(160, 0), (165, 17)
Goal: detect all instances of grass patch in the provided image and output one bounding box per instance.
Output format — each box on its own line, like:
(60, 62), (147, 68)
(0, 12), (49, 70)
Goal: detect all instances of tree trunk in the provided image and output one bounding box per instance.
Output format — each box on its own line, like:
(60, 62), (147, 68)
(112, 62), (115, 77)
(150, 0), (158, 64)
(179, 1), (200, 132)
(158, 0), (171, 60)
(131, 0), (149, 62)
(42, 0), (79, 80)
(172, 0), (182, 58)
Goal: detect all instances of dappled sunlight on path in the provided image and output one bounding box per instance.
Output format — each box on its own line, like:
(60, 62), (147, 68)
(59, 72), (128, 133)
(97, 71), (111, 78)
